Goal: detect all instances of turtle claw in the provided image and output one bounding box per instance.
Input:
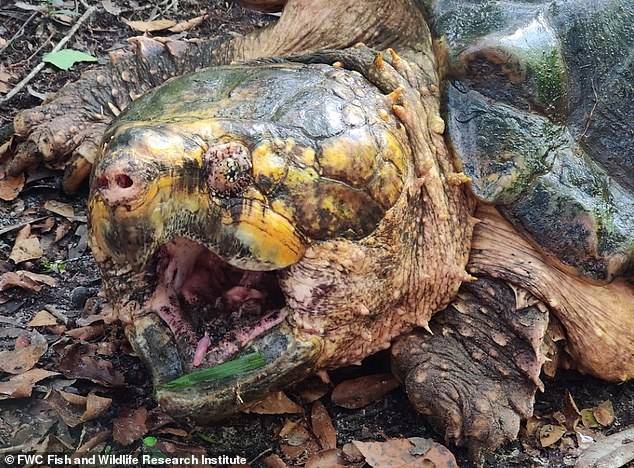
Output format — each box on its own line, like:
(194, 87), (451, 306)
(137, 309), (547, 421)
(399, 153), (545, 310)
(392, 278), (548, 456)
(62, 123), (105, 193)
(373, 52), (385, 70)
(387, 86), (404, 105)
(387, 48), (402, 69)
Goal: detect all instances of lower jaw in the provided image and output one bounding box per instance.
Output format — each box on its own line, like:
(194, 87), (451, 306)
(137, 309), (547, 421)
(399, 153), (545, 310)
(154, 322), (320, 423)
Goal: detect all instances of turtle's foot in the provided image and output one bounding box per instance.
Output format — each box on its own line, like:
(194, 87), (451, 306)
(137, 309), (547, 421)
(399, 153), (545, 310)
(392, 277), (549, 458)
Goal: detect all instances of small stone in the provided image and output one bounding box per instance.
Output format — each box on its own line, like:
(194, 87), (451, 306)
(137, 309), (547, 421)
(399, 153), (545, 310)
(70, 286), (92, 309)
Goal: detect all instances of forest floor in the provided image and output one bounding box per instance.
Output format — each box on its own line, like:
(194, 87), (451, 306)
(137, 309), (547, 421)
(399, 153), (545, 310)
(0, 1), (633, 467)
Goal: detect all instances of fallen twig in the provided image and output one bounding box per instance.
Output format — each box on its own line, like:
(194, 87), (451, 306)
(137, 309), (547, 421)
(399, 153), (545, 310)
(0, 6), (97, 105)
(0, 216), (48, 237)
(0, 11), (40, 56)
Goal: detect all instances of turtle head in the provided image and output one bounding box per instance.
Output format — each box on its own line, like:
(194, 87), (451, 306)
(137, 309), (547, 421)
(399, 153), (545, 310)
(87, 61), (466, 423)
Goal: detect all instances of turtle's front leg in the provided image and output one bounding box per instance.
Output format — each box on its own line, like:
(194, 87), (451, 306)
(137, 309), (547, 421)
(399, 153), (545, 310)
(391, 277), (550, 458)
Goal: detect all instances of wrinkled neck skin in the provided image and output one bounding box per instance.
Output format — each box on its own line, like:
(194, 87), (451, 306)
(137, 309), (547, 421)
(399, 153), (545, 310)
(280, 45), (475, 368)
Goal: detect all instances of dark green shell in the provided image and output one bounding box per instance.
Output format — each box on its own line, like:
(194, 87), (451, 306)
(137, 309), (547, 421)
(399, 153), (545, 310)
(421, 0), (634, 281)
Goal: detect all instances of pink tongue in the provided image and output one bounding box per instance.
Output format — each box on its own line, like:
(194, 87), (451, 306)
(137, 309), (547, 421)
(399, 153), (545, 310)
(193, 332), (211, 367)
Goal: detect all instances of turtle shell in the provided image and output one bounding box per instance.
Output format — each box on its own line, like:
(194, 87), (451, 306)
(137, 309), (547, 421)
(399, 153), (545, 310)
(421, 0), (634, 281)
(100, 62), (410, 244)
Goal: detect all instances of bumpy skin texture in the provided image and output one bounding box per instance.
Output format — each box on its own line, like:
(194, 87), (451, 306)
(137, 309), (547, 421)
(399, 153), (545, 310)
(422, 0), (634, 281)
(392, 278), (549, 457)
(468, 206), (634, 383)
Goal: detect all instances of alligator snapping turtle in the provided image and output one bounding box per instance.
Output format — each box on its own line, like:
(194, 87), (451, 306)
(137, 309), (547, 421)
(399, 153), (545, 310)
(4, 0), (634, 457)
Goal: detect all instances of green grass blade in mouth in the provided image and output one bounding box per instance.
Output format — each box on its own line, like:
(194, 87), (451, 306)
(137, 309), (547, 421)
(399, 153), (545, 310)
(159, 352), (266, 390)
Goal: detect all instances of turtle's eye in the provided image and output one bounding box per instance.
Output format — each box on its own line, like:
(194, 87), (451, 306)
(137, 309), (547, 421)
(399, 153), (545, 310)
(204, 141), (253, 197)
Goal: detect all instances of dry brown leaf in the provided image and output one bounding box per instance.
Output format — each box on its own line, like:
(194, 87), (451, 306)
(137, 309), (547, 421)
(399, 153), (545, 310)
(262, 454), (287, 468)
(539, 424), (567, 447)
(581, 408), (600, 429)
(0, 332), (47, 374)
(246, 391), (303, 414)
(124, 18), (176, 32)
(74, 430), (112, 455)
(15, 335), (31, 348)
(0, 68), (12, 94)
(44, 200), (75, 219)
(53, 13), (73, 24)
(22, 271), (57, 286)
(525, 416), (542, 437)
(0, 368), (59, 399)
(593, 400), (615, 427)
(0, 173), (25, 201)
(58, 343), (125, 387)
(155, 439), (207, 459)
(353, 438), (458, 468)
(113, 407), (148, 446)
(81, 393), (112, 422)
(305, 449), (346, 468)
(65, 324), (105, 341)
(281, 443), (308, 461)
(32, 217), (55, 232)
(59, 389), (87, 406)
(28, 310), (59, 327)
(279, 419), (312, 446)
(156, 427), (188, 437)
(0, 271), (58, 292)
(563, 390), (581, 430)
(342, 442), (364, 463)
(311, 401), (336, 450)
(147, 407), (176, 431)
(54, 221), (72, 242)
(168, 13), (208, 32)
(47, 389), (86, 427)
(9, 225), (43, 263)
(552, 411), (567, 425)
(331, 373), (399, 409)
(418, 443), (460, 468)
(296, 377), (330, 404)
(47, 390), (108, 427)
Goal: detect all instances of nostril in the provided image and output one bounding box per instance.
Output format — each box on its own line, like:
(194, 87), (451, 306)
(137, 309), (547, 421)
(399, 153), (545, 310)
(115, 174), (133, 188)
(97, 175), (109, 190)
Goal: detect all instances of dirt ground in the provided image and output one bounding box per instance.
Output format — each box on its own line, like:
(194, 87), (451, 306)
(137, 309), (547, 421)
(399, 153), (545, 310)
(1, 1), (633, 467)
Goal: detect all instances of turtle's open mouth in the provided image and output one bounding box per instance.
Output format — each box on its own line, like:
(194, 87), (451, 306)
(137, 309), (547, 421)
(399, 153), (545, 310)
(147, 237), (289, 369)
